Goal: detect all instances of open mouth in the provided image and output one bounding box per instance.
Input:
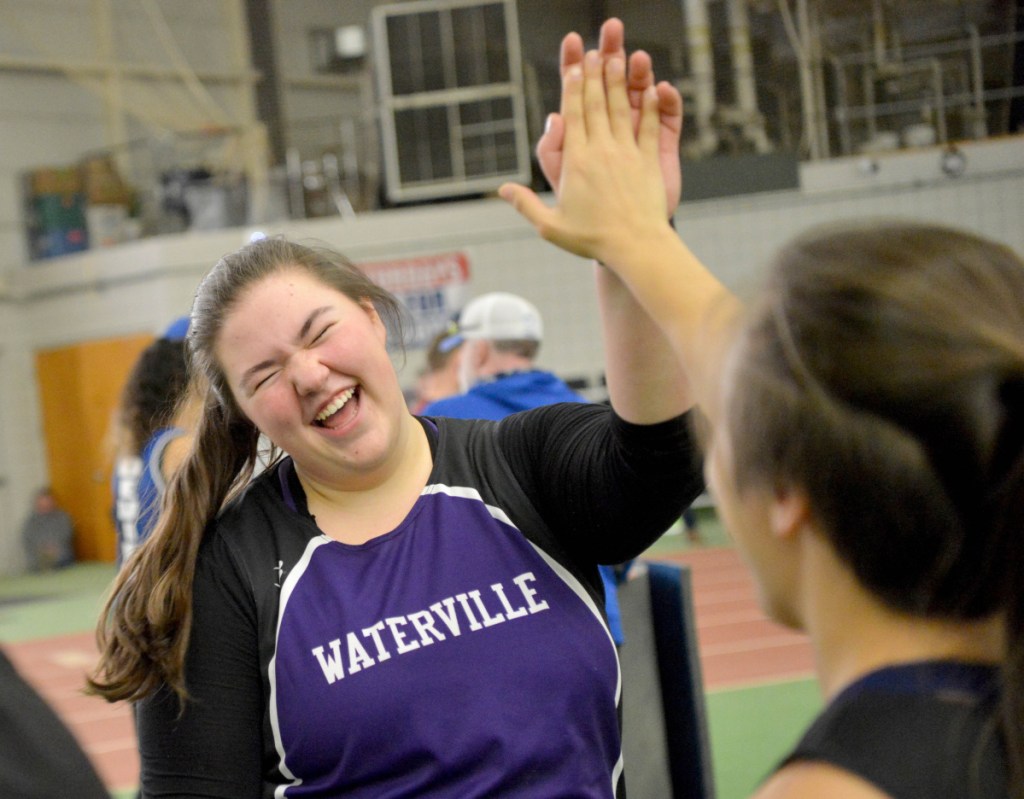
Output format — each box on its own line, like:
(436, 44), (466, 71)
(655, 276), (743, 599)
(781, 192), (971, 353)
(313, 387), (358, 429)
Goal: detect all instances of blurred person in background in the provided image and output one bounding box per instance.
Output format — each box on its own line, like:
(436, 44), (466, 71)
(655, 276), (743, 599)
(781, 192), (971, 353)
(111, 317), (199, 566)
(408, 321), (463, 414)
(21, 487), (74, 572)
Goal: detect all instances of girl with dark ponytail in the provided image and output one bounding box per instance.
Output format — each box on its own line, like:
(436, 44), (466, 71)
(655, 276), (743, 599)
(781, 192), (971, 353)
(503, 26), (1023, 799)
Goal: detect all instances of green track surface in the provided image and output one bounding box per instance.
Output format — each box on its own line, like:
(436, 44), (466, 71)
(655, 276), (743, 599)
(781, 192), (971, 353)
(0, 562), (116, 642)
(707, 678), (822, 798)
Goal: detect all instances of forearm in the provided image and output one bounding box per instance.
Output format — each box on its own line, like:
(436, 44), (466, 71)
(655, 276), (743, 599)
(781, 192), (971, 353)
(602, 221), (740, 397)
(596, 259), (691, 424)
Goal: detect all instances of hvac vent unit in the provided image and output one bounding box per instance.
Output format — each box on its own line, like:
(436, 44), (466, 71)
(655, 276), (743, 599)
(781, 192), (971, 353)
(372, 0), (530, 203)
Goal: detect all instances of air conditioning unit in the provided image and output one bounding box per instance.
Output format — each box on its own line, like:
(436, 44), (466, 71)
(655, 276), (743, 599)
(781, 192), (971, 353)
(372, 0), (531, 203)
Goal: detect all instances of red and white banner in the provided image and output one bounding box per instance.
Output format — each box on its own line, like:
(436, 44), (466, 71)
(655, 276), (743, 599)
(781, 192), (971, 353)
(359, 252), (471, 348)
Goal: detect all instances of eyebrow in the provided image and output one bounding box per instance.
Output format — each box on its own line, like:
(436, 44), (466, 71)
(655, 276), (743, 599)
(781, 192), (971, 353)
(240, 305), (333, 388)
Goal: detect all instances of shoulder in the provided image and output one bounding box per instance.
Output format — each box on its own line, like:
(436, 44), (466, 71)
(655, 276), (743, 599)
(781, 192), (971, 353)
(779, 664), (1007, 799)
(206, 463), (322, 575)
(755, 762), (892, 799)
(213, 466), (289, 534)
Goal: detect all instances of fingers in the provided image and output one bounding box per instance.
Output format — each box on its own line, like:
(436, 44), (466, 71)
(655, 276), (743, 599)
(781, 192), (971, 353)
(637, 85), (661, 160)
(499, 184), (582, 255)
(597, 17), (625, 59)
(582, 51), (611, 143)
(535, 112), (565, 189)
(604, 57), (633, 142)
(627, 50), (653, 111)
(656, 81), (684, 140)
(559, 32), (584, 77)
(498, 183), (551, 230)
(560, 63), (586, 151)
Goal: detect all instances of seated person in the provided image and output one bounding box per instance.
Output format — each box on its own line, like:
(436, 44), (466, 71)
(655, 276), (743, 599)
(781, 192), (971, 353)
(21, 487), (74, 571)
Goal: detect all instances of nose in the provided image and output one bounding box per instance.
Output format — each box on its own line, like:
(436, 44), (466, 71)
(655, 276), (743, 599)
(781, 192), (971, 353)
(288, 350), (328, 395)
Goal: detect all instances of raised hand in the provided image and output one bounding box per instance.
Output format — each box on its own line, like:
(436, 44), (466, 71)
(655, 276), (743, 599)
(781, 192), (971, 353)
(500, 49), (672, 267)
(535, 17), (683, 215)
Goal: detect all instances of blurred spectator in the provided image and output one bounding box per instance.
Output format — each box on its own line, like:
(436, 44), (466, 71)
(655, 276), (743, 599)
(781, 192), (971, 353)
(111, 317), (197, 566)
(409, 322), (463, 414)
(21, 487), (74, 572)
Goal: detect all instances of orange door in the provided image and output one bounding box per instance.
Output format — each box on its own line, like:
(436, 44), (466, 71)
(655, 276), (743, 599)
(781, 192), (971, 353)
(35, 334), (154, 561)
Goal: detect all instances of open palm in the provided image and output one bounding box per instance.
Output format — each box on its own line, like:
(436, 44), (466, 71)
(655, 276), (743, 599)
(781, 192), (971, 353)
(536, 18), (682, 214)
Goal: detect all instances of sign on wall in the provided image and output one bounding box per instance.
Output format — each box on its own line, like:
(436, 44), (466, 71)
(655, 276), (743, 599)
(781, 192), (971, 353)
(358, 251), (471, 348)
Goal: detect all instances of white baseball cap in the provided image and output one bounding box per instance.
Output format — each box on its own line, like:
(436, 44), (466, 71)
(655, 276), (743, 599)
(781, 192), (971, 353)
(440, 292), (543, 351)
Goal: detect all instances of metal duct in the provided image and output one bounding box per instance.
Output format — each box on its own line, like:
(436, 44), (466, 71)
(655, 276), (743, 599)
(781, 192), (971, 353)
(682, 0), (719, 155)
(726, 0), (771, 152)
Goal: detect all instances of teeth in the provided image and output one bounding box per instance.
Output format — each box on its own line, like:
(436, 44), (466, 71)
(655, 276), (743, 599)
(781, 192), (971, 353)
(315, 388), (355, 422)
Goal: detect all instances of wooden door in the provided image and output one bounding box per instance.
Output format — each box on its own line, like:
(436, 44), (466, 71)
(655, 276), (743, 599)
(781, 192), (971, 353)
(35, 334), (154, 562)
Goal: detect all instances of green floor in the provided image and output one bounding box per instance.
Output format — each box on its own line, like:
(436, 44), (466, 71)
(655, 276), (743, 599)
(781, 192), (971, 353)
(1, 512), (821, 799)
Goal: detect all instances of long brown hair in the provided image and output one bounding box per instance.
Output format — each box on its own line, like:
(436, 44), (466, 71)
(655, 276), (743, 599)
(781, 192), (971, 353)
(88, 237), (405, 704)
(724, 221), (1024, 796)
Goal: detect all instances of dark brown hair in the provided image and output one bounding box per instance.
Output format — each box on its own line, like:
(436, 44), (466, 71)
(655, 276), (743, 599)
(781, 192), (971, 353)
(724, 220), (1024, 796)
(116, 338), (190, 456)
(89, 237), (405, 704)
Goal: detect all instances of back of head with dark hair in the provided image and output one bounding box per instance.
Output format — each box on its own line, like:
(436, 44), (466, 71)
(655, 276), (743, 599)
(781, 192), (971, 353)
(722, 220), (1024, 793)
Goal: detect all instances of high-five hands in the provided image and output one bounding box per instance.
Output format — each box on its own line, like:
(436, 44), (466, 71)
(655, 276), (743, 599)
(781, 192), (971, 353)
(535, 18), (683, 215)
(499, 46), (675, 268)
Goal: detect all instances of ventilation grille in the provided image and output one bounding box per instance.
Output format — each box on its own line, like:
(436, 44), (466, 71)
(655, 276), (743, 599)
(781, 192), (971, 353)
(373, 0), (530, 203)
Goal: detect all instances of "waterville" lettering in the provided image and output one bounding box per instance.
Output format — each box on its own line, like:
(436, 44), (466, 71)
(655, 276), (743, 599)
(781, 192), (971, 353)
(310, 571), (549, 685)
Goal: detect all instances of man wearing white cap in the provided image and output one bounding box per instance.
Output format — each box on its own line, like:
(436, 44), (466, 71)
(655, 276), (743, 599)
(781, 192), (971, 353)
(421, 292), (587, 420)
(421, 292), (628, 646)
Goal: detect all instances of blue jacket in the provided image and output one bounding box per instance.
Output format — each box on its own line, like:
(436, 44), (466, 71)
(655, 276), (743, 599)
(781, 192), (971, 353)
(420, 370), (588, 420)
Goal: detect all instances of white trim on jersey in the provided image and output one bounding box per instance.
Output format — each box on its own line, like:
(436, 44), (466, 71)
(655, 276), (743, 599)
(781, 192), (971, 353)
(268, 535), (333, 797)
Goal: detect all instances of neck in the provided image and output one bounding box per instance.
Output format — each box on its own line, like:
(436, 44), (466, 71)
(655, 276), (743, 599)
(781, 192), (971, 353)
(798, 530), (1005, 700)
(298, 414), (432, 543)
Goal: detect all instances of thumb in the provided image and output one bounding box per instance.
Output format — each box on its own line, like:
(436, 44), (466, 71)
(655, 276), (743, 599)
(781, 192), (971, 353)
(498, 183), (556, 236)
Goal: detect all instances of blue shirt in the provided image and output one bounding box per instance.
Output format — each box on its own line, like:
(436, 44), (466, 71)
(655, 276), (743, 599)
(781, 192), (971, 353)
(112, 426), (184, 566)
(421, 370), (588, 421)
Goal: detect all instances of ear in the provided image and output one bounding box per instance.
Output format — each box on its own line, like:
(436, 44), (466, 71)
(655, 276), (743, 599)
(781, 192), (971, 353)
(359, 298), (387, 344)
(470, 339), (491, 369)
(769, 485), (811, 541)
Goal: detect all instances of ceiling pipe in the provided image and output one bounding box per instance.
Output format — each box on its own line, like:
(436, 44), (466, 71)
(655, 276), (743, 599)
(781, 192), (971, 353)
(725, 0), (772, 152)
(967, 24), (988, 138)
(872, 0), (888, 69)
(809, 0), (830, 157)
(829, 54), (853, 156)
(681, 0), (719, 157)
(778, 0), (825, 159)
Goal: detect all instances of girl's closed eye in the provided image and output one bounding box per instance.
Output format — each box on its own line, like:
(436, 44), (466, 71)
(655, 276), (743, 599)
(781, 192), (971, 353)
(312, 323), (333, 344)
(253, 369), (279, 392)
